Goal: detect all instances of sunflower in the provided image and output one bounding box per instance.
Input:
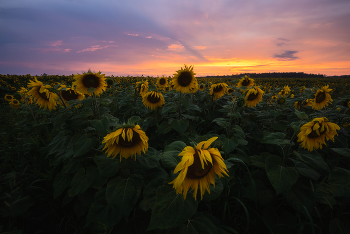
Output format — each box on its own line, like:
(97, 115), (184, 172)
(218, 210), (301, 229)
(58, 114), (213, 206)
(59, 88), (85, 106)
(140, 81), (149, 96)
(142, 91), (165, 110)
(312, 85), (333, 110)
(297, 117), (340, 152)
(303, 99), (313, 107)
(227, 88), (234, 95)
(294, 101), (302, 110)
(4, 94), (14, 102)
(277, 96), (286, 105)
(237, 75), (254, 88)
(245, 87), (264, 107)
(72, 72), (107, 96)
(210, 83), (228, 100)
(270, 94), (278, 103)
(300, 86), (306, 93)
(169, 137), (229, 200)
(157, 76), (168, 90)
(199, 84), (205, 91)
(27, 78), (58, 110)
(102, 125), (149, 161)
(172, 65), (198, 93)
(11, 87), (16, 91)
(278, 85), (291, 97)
(10, 99), (20, 108)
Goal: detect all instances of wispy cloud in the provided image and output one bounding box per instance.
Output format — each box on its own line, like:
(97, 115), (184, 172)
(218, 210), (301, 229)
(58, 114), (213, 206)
(273, 50), (299, 61)
(77, 45), (117, 53)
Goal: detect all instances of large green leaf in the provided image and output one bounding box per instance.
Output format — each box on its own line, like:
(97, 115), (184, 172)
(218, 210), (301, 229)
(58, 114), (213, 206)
(291, 159), (320, 180)
(202, 177), (224, 202)
(223, 137), (239, 154)
(331, 148), (350, 158)
(105, 174), (144, 217)
(179, 215), (218, 234)
(161, 102), (178, 115)
(328, 167), (350, 197)
(161, 141), (186, 168)
(90, 115), (110, 136)
(293, 150), (330, 172)
(72, 135), (98, 158)
(294, 109), (308, 120)
(68, 167), (96, 197)
(53, 173), (72, 199)
(265, 155), (298, 194)
(94, 155), (120, 177)
(260, 132), (290, 145)
(171, 119), (189, 134)
(147, 186), (198, 230)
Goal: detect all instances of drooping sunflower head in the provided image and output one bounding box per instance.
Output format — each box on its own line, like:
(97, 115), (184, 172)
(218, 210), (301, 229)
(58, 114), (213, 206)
(303, 99), (314, 107)
(4, 94), (14, 102)
(343, 99), (350, 108)
(227, 88), (234, 95)
(297, 117), (340, 151)
(18, 87), (29, 96)
(140, 81), (149, 96)
(312, 85), (333, 110)
(72, 72), (107, 96)
(27, 77), (58, 111)
(59, 88), (85, 106)
(142, 91), (165, 110)
(172, 65), (197, 93)
(169, 137), (229, 200)
(237, 75), (254, 88)
(209, 83), (228, 100)
(245, 87), (264, 108)
(102, 125), (149, 161)
(157, 76), (168, 90)
(199, 84), (205, 91)
(106, 79), (114, 87)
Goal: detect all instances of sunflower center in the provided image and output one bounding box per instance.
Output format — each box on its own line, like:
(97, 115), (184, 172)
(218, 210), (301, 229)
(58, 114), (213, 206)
(227, 88), (233, 94)
(199, 84), (204, 89)
(241, 79), (250, 86)
(159, 78), (166, 85)
(187, 152), (213, 179)
(5, 96), (13, 100)
(177, 71), (193, 87)
(147, 93), (161, 104)
(247, 92), (258, 101)
(307, 124), (326, 139)
(118, 129), (141, 147)
(82, 74), (100, 88)
(61, 90), (79, 101)
(213, 86), (223, 93)
(315, 91), (326, 103)
(38, 89), (49, 101)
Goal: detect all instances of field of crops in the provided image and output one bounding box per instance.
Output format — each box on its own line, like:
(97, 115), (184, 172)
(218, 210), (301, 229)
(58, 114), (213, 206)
(1, 66), (350, 234)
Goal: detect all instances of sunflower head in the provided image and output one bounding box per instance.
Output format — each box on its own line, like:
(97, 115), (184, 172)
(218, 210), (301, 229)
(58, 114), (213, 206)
(60, 88), (85, 106)
(140, 81), (149, 96)
(237, 75), (254, 88)
(27, 78), (58, 111)
(294, 101), (302, 110)
(277, 96), (286, 105)
(245, 87), (264, 108)
(169, 137), (229, 200)
(106, 79), (114, 87)
(4, 94), (14, 102)
(312, 85), (333, 110)
(227, 88), (234, 95)
(157, 76), (168, 90)
(72, 72), (107, 96)
(210, 83), (228, 100)
(172, 65), (197, 93)
(199, 84), (205, 91)
(102, 124), (149, 161)
(297, 117), (340, 151)
(142, 91), (165, 110)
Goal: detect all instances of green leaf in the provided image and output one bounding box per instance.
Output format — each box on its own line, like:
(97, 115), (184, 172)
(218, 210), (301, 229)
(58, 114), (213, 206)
(223, 137), (239, 154)
(328, 167), (350, 197)
(179, 215), (218, 234)
(125, 149), (160, 170)
(94, 155), (120, 177)
(269, 110), (282, 118)
(331, 148), (350, 158)
(165, 141), (187, 152)
(179, 95), (190, 109)
(68, 167), (95, 197)
(105, 174), (144, 217)
(127, 116), (141, 125)
(147, 186), (198, 230)
(265, 155), (298, 194)
(261, 132), (290, 145)
(290, 159), (320, 180)
(250, 153), (273, 168)
(100, 98), (112, 106)
(87, 87), (96, 93)
(90, 117), (110, 136)
(171, 119), (189, 134)
(70, 108), (93, 119)
(72, 135), (98, 158)
(294, 109), (308, 120)
(161, 102), (178, 115)
(293, 150), (330, 172)
(212, 118), (229, 128)
(329, 218), (347, 234)
(158, 121), (173, 134)
(53, 173), (72, 199)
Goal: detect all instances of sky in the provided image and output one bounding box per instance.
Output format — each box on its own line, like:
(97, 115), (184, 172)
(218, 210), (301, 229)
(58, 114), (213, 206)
(1, 0), (350, 77)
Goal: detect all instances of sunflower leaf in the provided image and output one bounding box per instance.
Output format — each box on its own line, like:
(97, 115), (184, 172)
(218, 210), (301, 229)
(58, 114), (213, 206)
(161, 103), (178, 115)
(265, 155), (299, 195)
(87, 87), (96, 93)
(293, 150), (330, 172)
(260, 132), (289, 145)
(171, 119), (189, 134)
(68, 167), (95, 197)
(294, 109), (308, 120)
(178, 215), (218, 234)
(328, 167), (350, 197)
(94, 155), (120, 177)
(331, 148), (350, 158)
(147, 186), (197, 230)
(127, 116), (141, 125)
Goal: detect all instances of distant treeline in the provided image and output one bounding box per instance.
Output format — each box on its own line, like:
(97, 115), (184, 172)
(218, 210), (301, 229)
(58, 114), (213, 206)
(199, 72), (350, 79)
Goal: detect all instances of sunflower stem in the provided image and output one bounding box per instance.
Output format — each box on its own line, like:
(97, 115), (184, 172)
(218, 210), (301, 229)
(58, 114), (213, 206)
(58, 93), (67, 108)
(178, 92), (182, 120)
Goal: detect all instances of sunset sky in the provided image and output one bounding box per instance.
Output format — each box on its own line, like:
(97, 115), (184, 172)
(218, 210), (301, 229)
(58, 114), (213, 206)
(1, 0), (350, 76)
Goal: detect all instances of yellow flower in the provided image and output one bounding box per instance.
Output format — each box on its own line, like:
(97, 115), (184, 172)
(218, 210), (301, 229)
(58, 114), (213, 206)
(169, 137), (229, 200)
(102, 125), (149, 161)
(72, 72), (107, 96)
(140, 81), (149, 96)
(172, 65), (198, 93)
(59, 88), (85, 106)
(237, 75), (254, 88)
(157, 76), (168, 90)
(278, 85), (291, 97)
(4, 94), (14, 102)
(142, 91), (165, 110)
(245, 87), (264, 107)
(27, 77), (58, 111)
(199, 84), (205, 91)
(9, 99), (20, 108)
(312, 85), (333, 110)
(209, 83), (228, 100)
(297, 117), (340, 151)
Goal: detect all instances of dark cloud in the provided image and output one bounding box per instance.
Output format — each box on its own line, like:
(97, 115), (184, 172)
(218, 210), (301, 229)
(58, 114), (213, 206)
(273, 50), (299, 61)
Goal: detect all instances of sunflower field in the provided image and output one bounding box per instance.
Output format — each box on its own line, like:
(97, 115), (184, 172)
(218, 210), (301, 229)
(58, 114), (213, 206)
(1, 67), (350, 234)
